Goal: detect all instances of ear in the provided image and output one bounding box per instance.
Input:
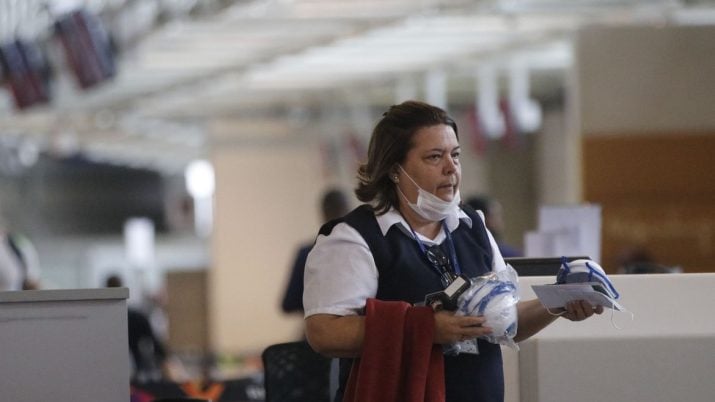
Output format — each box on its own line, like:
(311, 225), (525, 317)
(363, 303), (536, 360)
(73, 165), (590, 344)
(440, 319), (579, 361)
(390, 167), (400, 183)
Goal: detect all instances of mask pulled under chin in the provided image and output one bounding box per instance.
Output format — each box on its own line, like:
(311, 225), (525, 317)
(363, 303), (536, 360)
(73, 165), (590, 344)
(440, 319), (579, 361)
(398, 166), (461, 222)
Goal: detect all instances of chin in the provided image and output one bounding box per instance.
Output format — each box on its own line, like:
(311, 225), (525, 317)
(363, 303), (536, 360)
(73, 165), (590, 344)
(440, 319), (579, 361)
(437, 188), (456, 201)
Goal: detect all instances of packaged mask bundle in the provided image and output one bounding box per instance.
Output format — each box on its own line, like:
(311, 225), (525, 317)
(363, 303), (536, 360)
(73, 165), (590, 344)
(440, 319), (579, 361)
(447, 265), (520, 354)
(556, 258), (620, 300)
(537, 257), (633, 328)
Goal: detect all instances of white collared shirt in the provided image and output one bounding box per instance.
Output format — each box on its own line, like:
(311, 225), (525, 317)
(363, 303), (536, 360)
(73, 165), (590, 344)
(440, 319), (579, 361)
(303, 207), (505, 318)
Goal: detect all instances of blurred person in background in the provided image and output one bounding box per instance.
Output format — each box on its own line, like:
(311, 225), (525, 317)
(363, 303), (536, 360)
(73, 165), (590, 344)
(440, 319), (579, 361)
(0, 211), (41, 291)
(106, 274), (187, 383)
(281, 188), (350, 314)
(615, 245), (680, 274)
(466, 195), (522, 258)
(0, 230), (23, 291)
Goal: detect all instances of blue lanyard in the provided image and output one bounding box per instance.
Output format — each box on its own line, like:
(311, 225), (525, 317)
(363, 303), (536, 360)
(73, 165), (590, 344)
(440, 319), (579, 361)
(409, 221), (462, 277)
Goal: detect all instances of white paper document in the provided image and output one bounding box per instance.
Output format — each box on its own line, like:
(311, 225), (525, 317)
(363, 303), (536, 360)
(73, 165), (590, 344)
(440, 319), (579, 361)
(532, 283), (626, 311)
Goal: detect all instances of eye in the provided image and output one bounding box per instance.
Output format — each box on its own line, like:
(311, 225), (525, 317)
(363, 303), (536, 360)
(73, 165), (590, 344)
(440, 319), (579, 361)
(451, 151), (460, 160)
(426, 154), (441, 162)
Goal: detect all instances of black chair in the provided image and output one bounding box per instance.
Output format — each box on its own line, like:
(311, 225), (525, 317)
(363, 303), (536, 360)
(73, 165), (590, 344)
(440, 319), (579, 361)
(262, 341), (332, 402)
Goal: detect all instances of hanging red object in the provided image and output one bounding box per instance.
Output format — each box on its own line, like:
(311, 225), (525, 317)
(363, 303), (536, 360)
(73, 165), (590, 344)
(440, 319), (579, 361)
(465, 105), (488, 156)
(0, 39), (52, 110)
(54, 8), (116, 90)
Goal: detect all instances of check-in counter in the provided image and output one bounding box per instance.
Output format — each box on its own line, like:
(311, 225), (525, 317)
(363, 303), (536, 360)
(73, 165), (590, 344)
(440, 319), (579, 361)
(0, 288), (130, 402)
(503, 273), (715, 402)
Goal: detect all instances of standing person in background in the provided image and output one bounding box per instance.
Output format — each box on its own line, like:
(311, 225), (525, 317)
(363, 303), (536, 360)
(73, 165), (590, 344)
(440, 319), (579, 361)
(281, 188), (350, 313)
(303, 101), (602, 402)
(465, 196), (522, 258)
(615, 245), (679, 274)
(106, 274), (170, 382)
(0, 230), (23, 291)
(0, 211), (41, 291)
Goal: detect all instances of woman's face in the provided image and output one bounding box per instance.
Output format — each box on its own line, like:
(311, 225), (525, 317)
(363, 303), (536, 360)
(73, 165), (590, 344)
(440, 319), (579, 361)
(396, 124), (461, 203)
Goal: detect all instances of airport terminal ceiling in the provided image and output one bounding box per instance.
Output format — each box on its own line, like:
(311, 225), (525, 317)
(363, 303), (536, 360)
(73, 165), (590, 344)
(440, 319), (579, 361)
(1, 0), (715, 172)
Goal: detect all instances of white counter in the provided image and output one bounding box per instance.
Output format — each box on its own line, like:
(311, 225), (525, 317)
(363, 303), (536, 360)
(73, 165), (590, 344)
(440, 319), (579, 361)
(503, 273), (715, 402)
(0, 288), (130, 402)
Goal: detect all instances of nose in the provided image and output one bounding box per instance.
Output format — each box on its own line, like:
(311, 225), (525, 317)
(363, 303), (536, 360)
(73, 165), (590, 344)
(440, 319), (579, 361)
(443, 154), (457, 174)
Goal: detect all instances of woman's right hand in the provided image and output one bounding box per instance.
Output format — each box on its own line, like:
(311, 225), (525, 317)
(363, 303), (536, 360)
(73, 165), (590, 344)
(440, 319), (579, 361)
(433, 310), (492, 344)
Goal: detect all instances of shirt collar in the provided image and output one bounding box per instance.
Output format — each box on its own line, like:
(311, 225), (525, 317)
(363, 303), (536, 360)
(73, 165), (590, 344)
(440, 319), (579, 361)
(375, 206), (472, 238)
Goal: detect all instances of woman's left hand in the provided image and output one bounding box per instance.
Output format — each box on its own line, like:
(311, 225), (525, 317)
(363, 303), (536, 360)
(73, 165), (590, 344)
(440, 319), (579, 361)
(562, 300), (604, 321)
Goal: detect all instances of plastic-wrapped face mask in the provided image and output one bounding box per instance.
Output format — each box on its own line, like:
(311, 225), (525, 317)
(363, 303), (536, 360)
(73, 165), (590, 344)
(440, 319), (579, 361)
(481, 292), (518, 336)
(461, 281), (516, 335)
(446, 266), (520, 355)
(557, 258), (620, 299)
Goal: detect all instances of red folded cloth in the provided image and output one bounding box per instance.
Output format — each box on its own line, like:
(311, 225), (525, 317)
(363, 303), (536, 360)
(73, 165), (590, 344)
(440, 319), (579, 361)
(343, 298), (445, 402)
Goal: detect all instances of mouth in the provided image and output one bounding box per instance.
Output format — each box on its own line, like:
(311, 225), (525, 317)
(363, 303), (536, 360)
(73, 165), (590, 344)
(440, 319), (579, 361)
(433, 186), (457, 202)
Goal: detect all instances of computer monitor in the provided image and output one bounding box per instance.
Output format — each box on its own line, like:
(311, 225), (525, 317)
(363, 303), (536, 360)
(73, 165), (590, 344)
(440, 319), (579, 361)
(504, 256), (590, 277)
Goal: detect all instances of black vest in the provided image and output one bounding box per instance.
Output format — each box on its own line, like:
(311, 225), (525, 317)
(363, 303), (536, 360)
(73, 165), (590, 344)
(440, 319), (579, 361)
(319, 205), (504, 402)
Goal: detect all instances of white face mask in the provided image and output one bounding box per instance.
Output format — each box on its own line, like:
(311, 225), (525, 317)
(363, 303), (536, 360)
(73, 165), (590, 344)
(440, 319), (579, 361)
(557, 259), (620, 299)
(397, 165), (461, 221)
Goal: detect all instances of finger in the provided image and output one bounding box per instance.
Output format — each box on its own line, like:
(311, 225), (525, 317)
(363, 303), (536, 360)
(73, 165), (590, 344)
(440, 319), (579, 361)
(463, 325), (492, 339)
(566, 301), (586, 320)
(456, 315), (487, 328)
(578, 300), (605, 318)
(456, 316), (492, 339)
(459, 329), (490, 342)
(579, 301), (595, 318)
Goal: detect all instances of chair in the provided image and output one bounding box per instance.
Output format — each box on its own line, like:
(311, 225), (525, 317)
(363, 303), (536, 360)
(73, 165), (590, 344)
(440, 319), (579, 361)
(262, 341), (332, 402)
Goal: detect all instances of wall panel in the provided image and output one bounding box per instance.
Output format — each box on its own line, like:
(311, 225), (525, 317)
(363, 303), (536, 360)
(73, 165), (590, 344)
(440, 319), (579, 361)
(583, 133), (715, 272)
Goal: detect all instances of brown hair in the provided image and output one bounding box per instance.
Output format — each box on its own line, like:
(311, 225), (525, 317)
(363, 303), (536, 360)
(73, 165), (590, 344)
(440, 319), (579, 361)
(355, 100), (458, 214)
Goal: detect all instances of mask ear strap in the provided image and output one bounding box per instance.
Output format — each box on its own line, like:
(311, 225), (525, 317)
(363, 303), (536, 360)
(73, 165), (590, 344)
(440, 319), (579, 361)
(398, 165), (427, 192)
(545, 306), (566, 316)
(608, 301), (635, 330)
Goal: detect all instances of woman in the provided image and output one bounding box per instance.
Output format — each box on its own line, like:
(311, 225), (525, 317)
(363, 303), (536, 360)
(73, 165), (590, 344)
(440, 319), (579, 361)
(303, 101), (602, 402)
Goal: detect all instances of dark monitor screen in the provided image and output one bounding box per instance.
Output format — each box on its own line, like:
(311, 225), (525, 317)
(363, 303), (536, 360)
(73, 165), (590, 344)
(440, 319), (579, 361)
(504, 256), (590, 277)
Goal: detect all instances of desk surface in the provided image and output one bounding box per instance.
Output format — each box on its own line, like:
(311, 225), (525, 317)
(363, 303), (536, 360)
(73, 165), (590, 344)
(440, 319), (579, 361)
(0, 287), (128, 303)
